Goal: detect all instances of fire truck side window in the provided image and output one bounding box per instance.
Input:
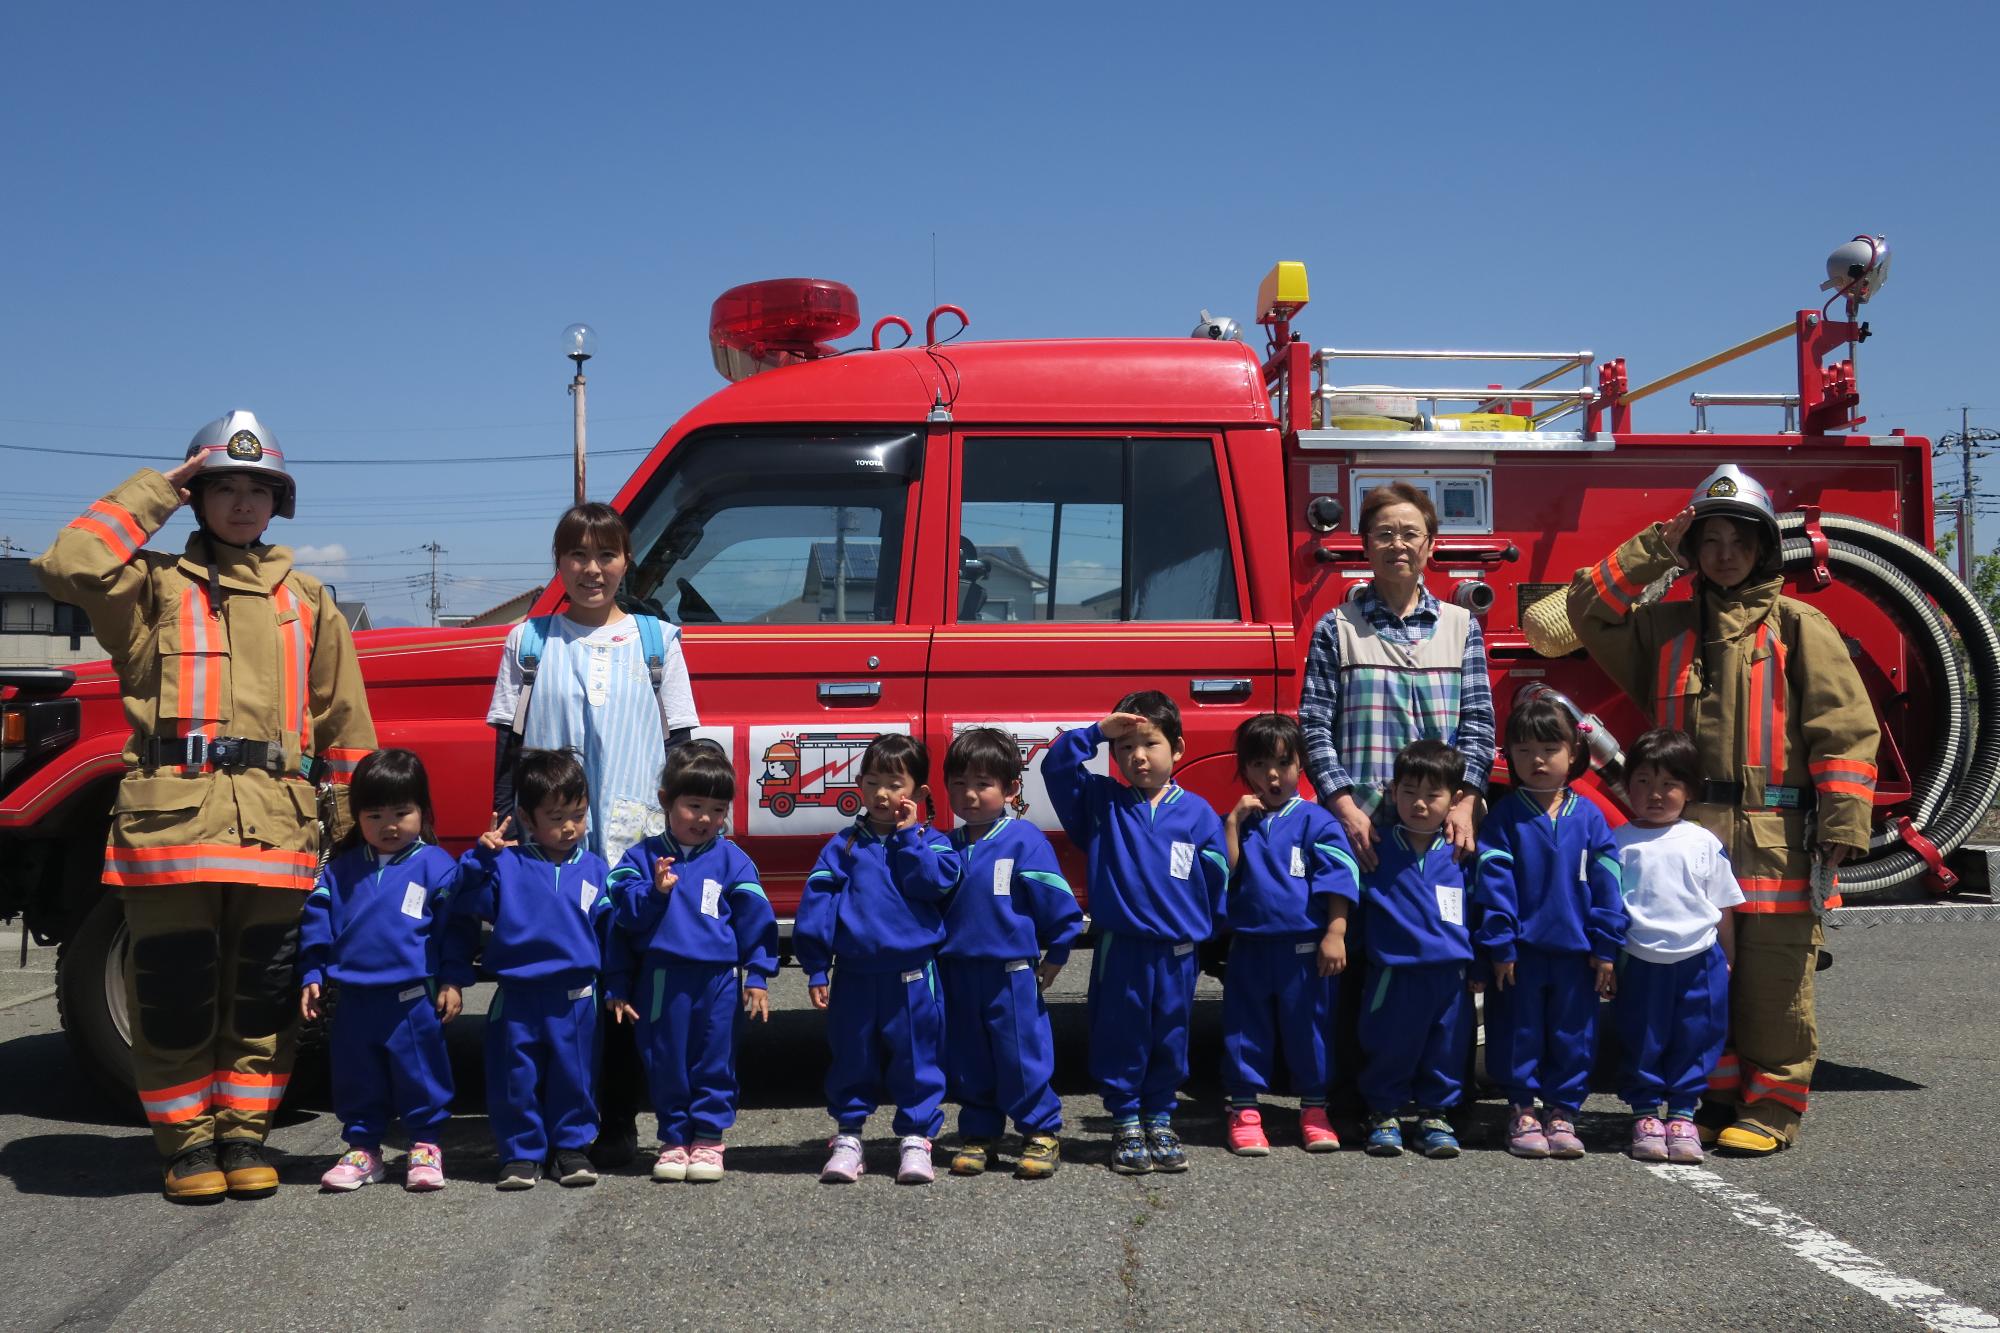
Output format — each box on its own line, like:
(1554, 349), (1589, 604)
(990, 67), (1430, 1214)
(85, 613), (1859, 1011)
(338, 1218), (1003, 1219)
(958, 437), (1239, 622)
(620, 430), (918, 625)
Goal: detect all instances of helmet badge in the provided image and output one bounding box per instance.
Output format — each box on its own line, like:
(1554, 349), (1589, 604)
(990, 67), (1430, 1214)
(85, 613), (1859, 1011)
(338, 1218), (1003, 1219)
(226, 430), (263, 461)
(1706, 475), (1738, 498)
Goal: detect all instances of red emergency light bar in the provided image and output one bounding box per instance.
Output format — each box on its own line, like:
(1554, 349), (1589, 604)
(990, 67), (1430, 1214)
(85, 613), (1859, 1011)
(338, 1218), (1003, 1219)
(709, 277), (861, 383)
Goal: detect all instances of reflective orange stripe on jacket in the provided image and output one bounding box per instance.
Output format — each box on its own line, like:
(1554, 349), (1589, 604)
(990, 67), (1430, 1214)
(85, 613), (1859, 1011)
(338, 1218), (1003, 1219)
(1590, 548), (1647, 615)
(1737, 876), (1814, 914)
(271, 583), (315, 749)
(1653, 629), (1698, 730)
(172, 582), (224, 742)
(139, 1073), (212, 1125)
(68, 500), (146, 564)
(1745, 623), (1788, 782)
(211, 1069), (290, 1112)
(1810, 756), (1878, 801)
(104, 843), (317, 891)
(319, 747), (368, 786)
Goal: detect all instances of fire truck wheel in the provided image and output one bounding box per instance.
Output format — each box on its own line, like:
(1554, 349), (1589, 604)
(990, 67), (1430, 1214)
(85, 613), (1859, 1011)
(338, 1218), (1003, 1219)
(56, 890), (141, 1112)
(836, 791), (862, 818)
(768, 793), (795, 818)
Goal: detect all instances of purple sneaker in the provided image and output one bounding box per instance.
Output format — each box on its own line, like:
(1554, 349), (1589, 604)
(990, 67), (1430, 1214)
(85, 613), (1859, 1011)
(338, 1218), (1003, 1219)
(1629, 1115), (1669, 1163)
(1505, 1107), (1549, 1159)
(1665, 1117), (1706, 1164)
(404, 1142), (445, 1192)
(896, 1136), (935, 1185)
(1542, 1107), (1585, 1159)
(820, 1134), (864, 1184)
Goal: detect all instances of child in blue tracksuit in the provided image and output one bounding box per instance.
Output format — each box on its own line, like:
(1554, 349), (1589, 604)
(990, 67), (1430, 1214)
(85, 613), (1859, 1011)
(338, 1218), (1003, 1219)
(1043, 690), (1228, 1175)
(1474, 697), (1628, 1160)
(1218, 714), (1362, 1157)
(442, 749), (623, 1190)
(939, 727), (1082, 1181)
(608, 741), (777, 1184)
(795, 733), (964, 1186)
(298, 749), (459, 1194)
(1357, 739), (1480, 1160)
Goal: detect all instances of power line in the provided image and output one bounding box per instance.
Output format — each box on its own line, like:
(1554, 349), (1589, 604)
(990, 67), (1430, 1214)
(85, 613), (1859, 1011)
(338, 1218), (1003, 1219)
(0, 441), (655, 466)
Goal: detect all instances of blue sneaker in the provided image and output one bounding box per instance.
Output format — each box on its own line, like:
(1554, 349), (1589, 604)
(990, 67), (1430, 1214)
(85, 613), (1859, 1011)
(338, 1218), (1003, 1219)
(1416, 1115), (1460, 1159)
(1143, 1120), (1188, 1173)
(1110, 1122), (1152, 1175)
(1364, 1115), (1404, 1157)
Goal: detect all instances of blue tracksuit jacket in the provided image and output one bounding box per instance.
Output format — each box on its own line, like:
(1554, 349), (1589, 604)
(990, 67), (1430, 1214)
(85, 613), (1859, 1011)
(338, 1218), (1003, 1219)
(939, 817), (1083, 965)
(1226, 797), (1362, 935)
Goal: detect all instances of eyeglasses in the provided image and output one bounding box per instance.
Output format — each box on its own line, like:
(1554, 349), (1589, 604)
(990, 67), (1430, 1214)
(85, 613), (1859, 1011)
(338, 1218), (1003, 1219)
(1365, 527), (1430, 548)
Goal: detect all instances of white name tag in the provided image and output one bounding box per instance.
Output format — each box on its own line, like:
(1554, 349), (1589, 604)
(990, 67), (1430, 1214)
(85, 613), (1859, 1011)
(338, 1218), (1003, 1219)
(398, 984), (427, 1003)
(1170, 842), (1195, 880)
(993, 858), (1014, 896)
(401, 884), (426, 919)
(1436, 883), (1465, 926)
(1005, 959), (1032, 973)
(1295, 941), (1317, 955)
(901, 968), (925, 984)
(1174, 942), (1194, 957)
(1578, 849), (1588, 882)
(700, 878), (723, 918)
(580, 882), (596, 913)
(568, 984), (593, 1001)
(1289, 846), (1306, 878)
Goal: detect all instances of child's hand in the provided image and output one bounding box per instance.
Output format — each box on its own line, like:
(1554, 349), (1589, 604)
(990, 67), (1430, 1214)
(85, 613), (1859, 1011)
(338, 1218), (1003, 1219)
(478, 811), (517, 852)
(1316, 931), (1347, 978)
(1230, 794), (1265, 825)
(1591, 957), (1616, 998)
(1037, 959), (1064, 991)
(606, 998), (640, 1025)
(1491, 960), (1516, 991)
(894, 794), (923, 830)
(436, 984), (462, 1023)
(808, 983), (830, 1010)
(299, 982), (322, 1022)
(1098, 712), (1149, 741)
(654, 856), (678, 896)
(742, 986), (771, 1022)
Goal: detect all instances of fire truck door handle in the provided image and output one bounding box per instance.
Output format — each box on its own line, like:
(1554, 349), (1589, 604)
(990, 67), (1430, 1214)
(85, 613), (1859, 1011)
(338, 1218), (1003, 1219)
(817, 681), (882, 705)
(1190, 678), (1252, 701)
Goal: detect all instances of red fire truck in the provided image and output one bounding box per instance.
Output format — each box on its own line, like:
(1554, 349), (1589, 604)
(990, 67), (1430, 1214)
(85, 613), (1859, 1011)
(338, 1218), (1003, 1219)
(4, 234), (1995, 1097)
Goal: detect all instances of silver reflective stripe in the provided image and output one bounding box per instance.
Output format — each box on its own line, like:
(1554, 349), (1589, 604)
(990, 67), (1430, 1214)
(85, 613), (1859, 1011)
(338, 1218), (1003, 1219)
(568, 985), (594, 1001)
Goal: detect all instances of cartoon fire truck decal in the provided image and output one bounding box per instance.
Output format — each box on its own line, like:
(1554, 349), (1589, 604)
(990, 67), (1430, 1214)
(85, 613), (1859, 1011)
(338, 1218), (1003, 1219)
(757, 731), (880, 819)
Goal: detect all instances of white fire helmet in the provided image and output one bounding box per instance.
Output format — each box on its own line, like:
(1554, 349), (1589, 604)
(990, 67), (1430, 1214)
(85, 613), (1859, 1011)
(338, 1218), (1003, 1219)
(1685, 463), (1778, 558)
(184, 410), (295, 519)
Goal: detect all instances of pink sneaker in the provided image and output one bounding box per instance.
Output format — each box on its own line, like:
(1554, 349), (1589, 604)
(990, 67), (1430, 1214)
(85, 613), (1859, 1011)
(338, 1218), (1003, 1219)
(1665, 1117), (1706, 1164)
(687, 1141), (725, 1183)
(896, 1135), (935, 1184)
(1225, 1106), (1271, 1156)
(1542, 1107), (1585, 1159)
(821, 1134), (864, 1184)
(1299, 1106), (1341, 1153)
(652, 1144), (690, 1182)
(404, 1142), (445, 1192)
(1506, 1107), (1550, 1159)
(320, 1147), (385, 1192)
(1629, 1115), (1669, 1163)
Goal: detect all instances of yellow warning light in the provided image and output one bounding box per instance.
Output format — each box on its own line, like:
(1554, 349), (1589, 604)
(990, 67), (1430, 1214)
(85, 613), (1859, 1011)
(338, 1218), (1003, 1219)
(1256, 261), (1310, 325)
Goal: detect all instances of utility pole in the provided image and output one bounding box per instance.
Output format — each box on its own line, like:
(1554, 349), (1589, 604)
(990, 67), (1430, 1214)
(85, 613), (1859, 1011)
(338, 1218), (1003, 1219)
(423, 541), (446, 626)
(0, 536), (21, 558)
(563, 324), (596, 506)
(1938, 408), (2000, 583)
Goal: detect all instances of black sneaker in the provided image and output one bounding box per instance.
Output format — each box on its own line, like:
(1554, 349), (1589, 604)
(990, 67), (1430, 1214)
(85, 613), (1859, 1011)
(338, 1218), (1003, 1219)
(497, 1159), (539, 1191)
(1144, 1121), (1189, 1173)
(553, 1149), (599, 1187)
(1110, 1124), (1152, 1175)
(588, 1118), (639, 1171)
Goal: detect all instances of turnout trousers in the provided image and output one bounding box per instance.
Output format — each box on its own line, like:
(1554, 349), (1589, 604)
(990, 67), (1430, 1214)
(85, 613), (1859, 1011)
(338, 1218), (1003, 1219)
(1707, 913), (1821, 1141)
(122, 884), (304, 1158)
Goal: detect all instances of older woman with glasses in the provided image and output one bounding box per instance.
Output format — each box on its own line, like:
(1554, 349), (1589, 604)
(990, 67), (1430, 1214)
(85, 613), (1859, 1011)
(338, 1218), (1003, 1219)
(1298, 482), (1494, 868)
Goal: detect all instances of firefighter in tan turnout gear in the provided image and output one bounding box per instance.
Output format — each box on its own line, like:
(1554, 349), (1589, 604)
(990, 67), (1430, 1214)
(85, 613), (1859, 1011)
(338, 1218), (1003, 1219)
(33, 411), (376, 1202)
(1566, 464), (1878, 1154)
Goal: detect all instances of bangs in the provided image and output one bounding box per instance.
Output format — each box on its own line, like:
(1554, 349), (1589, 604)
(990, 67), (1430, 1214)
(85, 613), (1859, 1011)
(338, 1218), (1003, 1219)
(552, 503), (632, 560)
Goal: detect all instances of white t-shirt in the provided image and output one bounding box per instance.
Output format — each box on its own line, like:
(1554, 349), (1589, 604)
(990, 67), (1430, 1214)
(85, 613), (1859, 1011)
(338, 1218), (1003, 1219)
(1615, 820), (1745, 963)
(485, 614), (700, 732)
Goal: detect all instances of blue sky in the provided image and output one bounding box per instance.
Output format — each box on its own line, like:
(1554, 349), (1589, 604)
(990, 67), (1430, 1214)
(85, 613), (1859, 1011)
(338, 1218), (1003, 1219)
(3, 1), (1996, 622)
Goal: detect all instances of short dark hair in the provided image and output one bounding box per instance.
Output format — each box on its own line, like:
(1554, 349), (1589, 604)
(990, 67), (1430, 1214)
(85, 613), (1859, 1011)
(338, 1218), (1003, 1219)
(859, 733), (931, 788)
(1113, 689), (1184, 749)
(1358, 482), (1439, 542)
(1505, 697), (1589, 781)
(1625, 728), (1700, 789)
(516, 748), (590, 816)
(1393, 738), (1464, 792)
(661, 741), (734, 804)
(551, 502), (633, 563)
(945, 727), (1023, 784)
(1235, 713), (1303, 773)
(338, 748), (435, 853)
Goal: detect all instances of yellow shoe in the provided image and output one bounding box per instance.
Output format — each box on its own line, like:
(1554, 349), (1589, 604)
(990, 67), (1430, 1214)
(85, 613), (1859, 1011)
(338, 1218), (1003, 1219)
(950, 1138), (991, 1176)
(1716, 1121), (1784, 1156)
(1015, 1133), (1061, 1180)
(220, 1139), (279, 1199)
(163, 1145), (228, 1205)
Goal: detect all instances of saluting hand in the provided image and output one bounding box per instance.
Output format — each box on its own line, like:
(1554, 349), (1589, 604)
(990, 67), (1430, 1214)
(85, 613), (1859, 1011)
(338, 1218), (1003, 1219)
(162, 453), (204, 506)
(1097, 712), (1151, 741)
(1662, 506), (1698, 568)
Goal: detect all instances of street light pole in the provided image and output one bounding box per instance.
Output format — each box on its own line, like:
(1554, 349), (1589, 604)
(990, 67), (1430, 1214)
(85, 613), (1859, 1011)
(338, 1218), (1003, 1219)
(563, 323), (597, 506)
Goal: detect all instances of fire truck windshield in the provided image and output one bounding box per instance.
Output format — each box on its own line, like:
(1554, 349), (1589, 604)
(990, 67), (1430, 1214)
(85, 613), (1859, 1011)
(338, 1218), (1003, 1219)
(621, 429), (920, 626)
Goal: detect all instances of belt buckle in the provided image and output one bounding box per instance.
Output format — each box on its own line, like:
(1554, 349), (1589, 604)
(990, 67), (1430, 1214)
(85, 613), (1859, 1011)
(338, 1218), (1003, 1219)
(184, 734), (208, 769)
(208, 737), (240, 770)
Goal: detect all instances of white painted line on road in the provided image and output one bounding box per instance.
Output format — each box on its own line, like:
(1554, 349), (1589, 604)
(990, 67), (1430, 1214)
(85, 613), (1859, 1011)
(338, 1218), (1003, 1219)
(1649, 1164), (1999, 1331)
(0, 986), (56, 1011)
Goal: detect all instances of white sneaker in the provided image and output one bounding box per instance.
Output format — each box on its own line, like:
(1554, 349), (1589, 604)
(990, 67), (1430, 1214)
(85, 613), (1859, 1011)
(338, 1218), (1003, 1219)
(687, 1141), (725, 1183)
(652, 1144), (690, 1182)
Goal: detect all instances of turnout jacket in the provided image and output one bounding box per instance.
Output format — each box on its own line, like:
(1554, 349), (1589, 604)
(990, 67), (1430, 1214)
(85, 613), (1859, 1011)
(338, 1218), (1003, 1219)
(32, 470), (375, 891)
(443, 842), (624, 997)
(1567, 523), (1880, 914)
(1226, 797), (1362, 935)
(939, 817), (1083, 966)
(1473, 788), (1627, 961)
(608, 833), (779, 988)
(298, 842), (459, 989)
(794, 821), (963, 987)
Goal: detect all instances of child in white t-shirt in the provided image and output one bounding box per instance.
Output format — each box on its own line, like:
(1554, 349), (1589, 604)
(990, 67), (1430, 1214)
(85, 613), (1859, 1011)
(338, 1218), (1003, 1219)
(1611, 728), (1743, 1165)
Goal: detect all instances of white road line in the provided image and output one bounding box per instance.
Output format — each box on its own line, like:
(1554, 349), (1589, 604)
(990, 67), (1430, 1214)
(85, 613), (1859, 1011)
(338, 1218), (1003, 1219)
(0, 986), (56, 1011)
(1649, 1164), (1999, 1331)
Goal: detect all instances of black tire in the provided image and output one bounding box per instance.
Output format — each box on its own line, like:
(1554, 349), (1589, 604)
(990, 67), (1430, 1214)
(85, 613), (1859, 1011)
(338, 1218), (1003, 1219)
(56, 889), (141, 1114)
(768, 793), (795, 818)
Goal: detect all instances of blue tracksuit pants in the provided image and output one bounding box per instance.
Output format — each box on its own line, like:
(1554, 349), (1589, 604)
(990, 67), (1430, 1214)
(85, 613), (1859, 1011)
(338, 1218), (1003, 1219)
(1089, 934), (1199, 1120)
(825, 963), (946, 1139)
(1483, 946), (1600, 1110)
(1616, 945), (1731, 1113)
(1220, 933), (1336, 1104)
(485, 979), (598, 1162)
(1357, 961), (1473, 1114)
(329, 982), (453, 1150)
(637, 961), (740, 1146)
(941, 958), (1062, 1138)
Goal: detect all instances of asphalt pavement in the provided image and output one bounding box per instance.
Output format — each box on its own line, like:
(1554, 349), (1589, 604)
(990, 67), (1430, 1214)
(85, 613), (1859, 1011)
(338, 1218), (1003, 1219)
(0, 922), (1994, 1331)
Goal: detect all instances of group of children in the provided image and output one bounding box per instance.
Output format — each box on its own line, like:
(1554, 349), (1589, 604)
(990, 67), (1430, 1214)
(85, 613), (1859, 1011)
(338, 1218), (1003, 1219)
(299, 687), (1742, 1193)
